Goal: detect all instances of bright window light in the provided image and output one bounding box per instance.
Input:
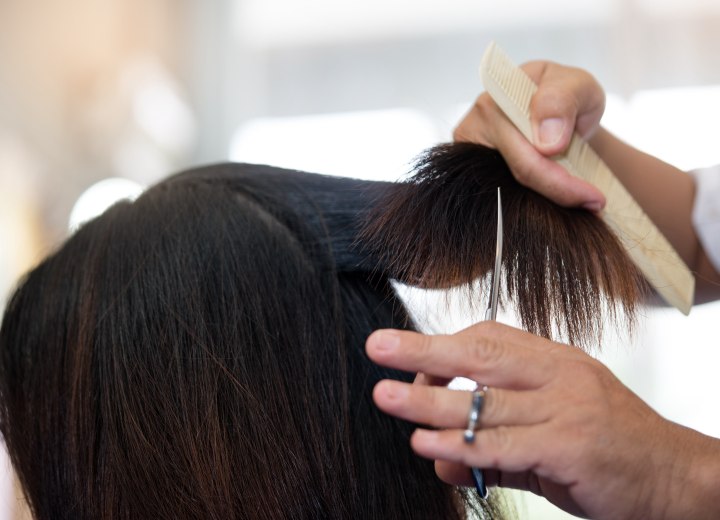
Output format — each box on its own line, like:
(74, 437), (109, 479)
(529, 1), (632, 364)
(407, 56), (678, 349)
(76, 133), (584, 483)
(235, 0), (613, 48)
(603, 86), (720, 171)
(626, 85), (720, 171)
(229, 109), (441, 182)
(68, 178), (145, 233)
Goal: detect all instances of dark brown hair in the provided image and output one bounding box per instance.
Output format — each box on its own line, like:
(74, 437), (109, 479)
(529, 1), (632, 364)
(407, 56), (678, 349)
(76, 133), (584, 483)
(361, 142), (647, 348)
(0, 163), (507, 519)
(0, 142), (645, 519)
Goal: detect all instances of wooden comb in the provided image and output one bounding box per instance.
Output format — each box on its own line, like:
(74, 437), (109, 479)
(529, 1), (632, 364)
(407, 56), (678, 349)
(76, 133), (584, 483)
(480, 41), (694, 314)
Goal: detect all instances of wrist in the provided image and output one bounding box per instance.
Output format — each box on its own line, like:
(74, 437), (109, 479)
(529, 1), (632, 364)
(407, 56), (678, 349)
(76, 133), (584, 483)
(656, 424), (720, 519)
(587, 127), (611, 156)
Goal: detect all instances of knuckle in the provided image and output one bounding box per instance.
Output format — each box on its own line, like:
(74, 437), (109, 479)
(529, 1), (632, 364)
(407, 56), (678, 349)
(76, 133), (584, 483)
(451, 126), (465, 142)
(573, 357), (608, 384)
(481, 387), (502, 425)
(506, 152), (546, 189)
(416, 333), (435, 362)
(531, 87), (574, 117)
(552, 359), (615, 423)
(530, 80), (577, 112)
(519, 60), (547, 81)
(573, 66), (602, 89)
(469, 334), (505, 369)
(454, 94), (498, 147)
(475, 96), (502, 126)
(473, 93), (493, 113)
(458, 323), (508, 379)
(511, 163), (533, 184)
(525, 149), (549, 173)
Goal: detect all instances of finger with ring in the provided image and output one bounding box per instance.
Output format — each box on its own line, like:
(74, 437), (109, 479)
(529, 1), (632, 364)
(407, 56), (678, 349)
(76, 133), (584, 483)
(464, 386), (488, 443)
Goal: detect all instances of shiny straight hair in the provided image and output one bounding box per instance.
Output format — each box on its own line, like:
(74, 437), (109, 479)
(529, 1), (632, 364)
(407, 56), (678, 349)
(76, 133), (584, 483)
(0, 162), (506, 519)
(361, 142), (647, 348)
(0, 142), (644, 519)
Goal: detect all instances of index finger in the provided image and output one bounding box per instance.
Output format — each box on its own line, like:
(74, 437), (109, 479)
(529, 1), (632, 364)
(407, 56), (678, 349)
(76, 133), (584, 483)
(366, 322), (557, 389)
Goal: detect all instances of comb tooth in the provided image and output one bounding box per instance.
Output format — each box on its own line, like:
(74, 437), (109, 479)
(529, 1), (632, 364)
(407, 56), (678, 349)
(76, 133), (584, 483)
(508, 58), (533, 109)
(480, 44), (536, 139)
(488, 45), (534, 114)
(479, 41), (694, 314)
(517, 79), (533, 116)
(508, 77), (523, 109)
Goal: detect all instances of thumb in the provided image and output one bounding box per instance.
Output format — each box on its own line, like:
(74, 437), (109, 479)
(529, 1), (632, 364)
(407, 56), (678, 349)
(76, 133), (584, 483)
(523, 63), (605, 156)
(530, 86), (578, 155)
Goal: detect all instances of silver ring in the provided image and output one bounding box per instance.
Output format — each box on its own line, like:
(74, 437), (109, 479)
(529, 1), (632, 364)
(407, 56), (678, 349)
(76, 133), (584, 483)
(463, 385), (487, 443)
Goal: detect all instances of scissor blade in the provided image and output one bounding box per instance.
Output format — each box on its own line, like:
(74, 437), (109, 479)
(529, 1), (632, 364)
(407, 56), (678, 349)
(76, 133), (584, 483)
(474, 188), (503, 502)
(485, 187), (503, 321)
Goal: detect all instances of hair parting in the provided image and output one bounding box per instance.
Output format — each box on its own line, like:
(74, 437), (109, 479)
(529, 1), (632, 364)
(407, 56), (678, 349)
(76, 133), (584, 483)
(0, 142), (648, 518)
(0, 164), (509, 519)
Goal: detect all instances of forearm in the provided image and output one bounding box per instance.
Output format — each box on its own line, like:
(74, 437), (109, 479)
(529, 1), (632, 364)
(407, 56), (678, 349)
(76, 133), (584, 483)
(590, 128), (720, 302)
(662, 424), (720, 519)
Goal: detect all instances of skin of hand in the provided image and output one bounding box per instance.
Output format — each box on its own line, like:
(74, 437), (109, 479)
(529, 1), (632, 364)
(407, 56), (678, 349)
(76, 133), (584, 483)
(454, 60), (720, 301)
(367, 323), (720, 520)
(453, 61), (607, 210)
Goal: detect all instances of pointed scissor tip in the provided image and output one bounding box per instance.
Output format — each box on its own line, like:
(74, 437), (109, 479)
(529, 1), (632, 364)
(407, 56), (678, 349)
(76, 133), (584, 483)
(485, 187), (504, 322)
(496, 187), (503, 255)
(497, 187), (502, 218)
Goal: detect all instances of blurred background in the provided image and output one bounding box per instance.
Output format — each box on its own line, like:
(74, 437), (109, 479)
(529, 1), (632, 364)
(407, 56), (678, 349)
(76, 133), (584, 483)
(1, 0), (720, 518)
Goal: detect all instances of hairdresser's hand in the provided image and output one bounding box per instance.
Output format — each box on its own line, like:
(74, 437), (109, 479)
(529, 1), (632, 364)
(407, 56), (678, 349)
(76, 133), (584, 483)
(454, 61), (606, 211)
(367, 322), (720, 520)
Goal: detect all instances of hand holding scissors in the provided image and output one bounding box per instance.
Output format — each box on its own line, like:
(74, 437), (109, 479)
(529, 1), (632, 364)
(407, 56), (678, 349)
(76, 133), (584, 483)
(366, 188), (719, 518)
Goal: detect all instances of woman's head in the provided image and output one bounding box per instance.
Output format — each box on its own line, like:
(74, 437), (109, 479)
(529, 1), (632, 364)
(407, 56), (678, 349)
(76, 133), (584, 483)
(1, 143), (645, 519)
(0, 163), (494, 519)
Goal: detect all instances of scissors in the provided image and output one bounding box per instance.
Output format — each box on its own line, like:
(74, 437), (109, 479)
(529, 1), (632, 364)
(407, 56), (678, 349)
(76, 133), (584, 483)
(468, 187), (503, 500)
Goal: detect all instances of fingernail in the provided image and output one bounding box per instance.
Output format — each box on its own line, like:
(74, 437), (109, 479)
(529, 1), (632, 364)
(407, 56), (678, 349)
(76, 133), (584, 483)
(538, 118), (565, 146)
(381, 381), (408, 400)
(582, 200), (604, 212)
(372, 329), (400, 351)
(413, 429), (439, 443)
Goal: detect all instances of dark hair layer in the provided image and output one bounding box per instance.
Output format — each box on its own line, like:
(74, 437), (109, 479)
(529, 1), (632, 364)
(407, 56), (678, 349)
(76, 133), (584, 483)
(361, 142), (648, 347)
(0, 164), (505, 519)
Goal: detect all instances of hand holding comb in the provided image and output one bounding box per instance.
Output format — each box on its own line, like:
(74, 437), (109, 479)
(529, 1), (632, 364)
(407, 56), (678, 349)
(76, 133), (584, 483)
(479, 42), (695, 314)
